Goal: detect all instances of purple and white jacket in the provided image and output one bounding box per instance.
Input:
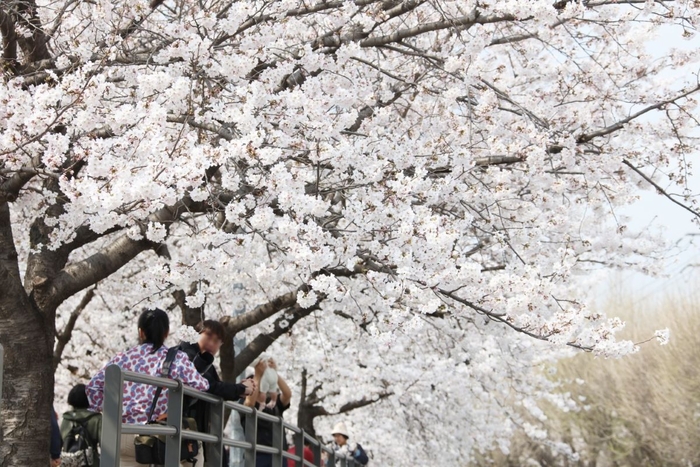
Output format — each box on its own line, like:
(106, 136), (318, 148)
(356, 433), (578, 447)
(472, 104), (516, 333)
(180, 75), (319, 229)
(87, 343), (209, 424)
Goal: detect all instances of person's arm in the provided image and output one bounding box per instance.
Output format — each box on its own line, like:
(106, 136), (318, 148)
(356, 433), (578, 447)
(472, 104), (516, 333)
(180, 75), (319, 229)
(86, 353), (124, 412)
(206, 377), (255, 400)
(244, 359), (267, 407)
(353, 444), (369, 465)
(268, 359), (291, 406)
(59, 417), (70, 442)
(174, 352), (210, 391)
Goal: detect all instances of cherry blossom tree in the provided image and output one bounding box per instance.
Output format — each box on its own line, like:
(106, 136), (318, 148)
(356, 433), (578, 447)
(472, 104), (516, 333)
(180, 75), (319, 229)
(1, 0), (699, 465)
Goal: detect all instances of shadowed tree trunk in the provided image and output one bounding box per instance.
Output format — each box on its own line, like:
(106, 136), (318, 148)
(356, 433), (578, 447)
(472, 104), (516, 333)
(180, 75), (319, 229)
(296, 367), (393, 441)
(0, 203), (54, 467)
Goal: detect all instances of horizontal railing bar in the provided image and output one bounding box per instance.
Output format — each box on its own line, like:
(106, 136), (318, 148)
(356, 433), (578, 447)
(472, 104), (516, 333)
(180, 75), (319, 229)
(122, 370), (180, 389)
(255, 445), (280, 455)
(105, 366), (358, 467)
(303, 432), (320, 444)
(223, 400), (255, 414)
(121, 424), (177, 436)
(223, 438), (252, 449)
(182, 385), (220, 404)
(223, 438), (253, 449)
(283, 422), (301, 433)
(182, 431), (219, 443)
(256, 411), (279, 422)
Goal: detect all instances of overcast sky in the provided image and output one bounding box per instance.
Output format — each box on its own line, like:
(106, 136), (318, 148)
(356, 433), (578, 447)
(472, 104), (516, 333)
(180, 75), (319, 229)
(591, 25), (700, 311)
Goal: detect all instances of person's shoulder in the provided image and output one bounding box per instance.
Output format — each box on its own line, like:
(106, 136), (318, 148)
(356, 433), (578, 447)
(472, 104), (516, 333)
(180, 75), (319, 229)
(177, 341), (198, 357)
(277, 398), (290, 412)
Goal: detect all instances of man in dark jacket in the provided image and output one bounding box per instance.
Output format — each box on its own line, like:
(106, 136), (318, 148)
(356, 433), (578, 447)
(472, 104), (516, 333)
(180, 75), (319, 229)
(180, 320), (256, 464)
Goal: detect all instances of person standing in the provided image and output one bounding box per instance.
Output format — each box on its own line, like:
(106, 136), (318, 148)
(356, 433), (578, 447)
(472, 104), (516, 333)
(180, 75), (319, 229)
(242, 357), (292, 467)
(331, 422), (368, 466)
(178, 319), (256, 465)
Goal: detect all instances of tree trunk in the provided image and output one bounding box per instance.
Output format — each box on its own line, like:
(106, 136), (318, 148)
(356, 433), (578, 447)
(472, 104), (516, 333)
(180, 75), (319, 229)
(0, 203), (55, 467)
(219, 329), (236, 384)
(297, 369), (323, 438)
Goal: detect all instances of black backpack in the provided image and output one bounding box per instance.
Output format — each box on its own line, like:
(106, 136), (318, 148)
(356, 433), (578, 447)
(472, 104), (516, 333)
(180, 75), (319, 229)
(61, 413), (99, 467)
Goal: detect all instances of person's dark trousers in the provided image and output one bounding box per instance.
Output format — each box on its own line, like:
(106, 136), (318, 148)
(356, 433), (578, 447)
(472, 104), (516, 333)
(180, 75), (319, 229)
(256, 452), (272, 467)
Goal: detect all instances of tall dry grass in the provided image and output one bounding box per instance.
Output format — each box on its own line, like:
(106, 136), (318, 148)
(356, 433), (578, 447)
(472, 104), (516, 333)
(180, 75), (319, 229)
(475, 289), (700, 467)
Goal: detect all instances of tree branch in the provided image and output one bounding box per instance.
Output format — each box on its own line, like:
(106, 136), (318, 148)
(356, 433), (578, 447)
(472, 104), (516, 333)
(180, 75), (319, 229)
(0, 155), (42, 205)
(220, 290), (298, 336)
(577, 84), (700, 144)
(46, 196), (201, 310)
(233, 301), (321, 377)
(53, 287), (95, 370)
(173, 283), (205, 327)
(14, 0), (51, 63)
(622, 159), (700, 219)
(436, 287), (593, 351)
(360, 11), (520, 48)
(0, 9), (18, 74)
(335, 391), (393, 414)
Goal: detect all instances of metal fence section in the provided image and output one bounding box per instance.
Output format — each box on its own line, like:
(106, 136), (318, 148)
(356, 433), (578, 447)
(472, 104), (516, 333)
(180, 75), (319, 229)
(102, 364), (363, 467)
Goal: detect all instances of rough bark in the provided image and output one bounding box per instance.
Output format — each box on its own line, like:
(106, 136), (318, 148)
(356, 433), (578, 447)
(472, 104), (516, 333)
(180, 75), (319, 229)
(173, 285), (205, 327)
(0, 203), (54, 467)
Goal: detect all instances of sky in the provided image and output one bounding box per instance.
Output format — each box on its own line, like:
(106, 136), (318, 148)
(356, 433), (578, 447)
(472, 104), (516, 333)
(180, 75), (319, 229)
(591, 24), (700, 313)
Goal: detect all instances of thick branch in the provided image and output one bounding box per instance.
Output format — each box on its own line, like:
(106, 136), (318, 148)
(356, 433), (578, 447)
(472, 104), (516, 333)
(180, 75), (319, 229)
(173, 284), (205, 327)
(220, 290), (298, 336)
(53, 287), (95, 370)
(233, 302), (320, 377)
(360, 11), (519, 48)
(335, 391), (393, 414)
(14, 0), (51, 63)
(474, 155), (523, 167)
(46, 197), (200, 310)
(0, 155), (42, 205)
(0, 9), (18, 74)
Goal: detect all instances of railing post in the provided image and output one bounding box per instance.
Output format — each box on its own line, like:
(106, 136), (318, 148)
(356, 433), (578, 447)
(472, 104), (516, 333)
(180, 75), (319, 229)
(327, 448), (336, 467)
(102, 365), (124, 467)
(294, 430), (304, 467)
(205, 398), (225, 467)
(310, 435), (321, 467)
(165, 379), (184, 466)
(272, 415), (284, 467)
(244, 407), (257, 467)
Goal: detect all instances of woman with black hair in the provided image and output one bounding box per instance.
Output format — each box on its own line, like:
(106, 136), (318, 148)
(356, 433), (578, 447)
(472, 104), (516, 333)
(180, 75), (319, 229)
(86, 308), (209, 467)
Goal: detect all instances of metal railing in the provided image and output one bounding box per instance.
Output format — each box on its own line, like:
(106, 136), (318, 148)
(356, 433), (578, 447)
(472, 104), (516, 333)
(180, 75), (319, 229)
(102, 364), (363, 467)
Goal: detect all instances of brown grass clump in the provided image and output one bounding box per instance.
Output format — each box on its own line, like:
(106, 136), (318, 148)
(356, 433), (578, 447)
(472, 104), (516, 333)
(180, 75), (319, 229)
(475, 289), (700, 467)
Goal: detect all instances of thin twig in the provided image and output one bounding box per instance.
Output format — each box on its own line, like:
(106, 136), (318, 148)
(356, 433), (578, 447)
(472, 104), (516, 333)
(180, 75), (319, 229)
(622, 159), (700, 219)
